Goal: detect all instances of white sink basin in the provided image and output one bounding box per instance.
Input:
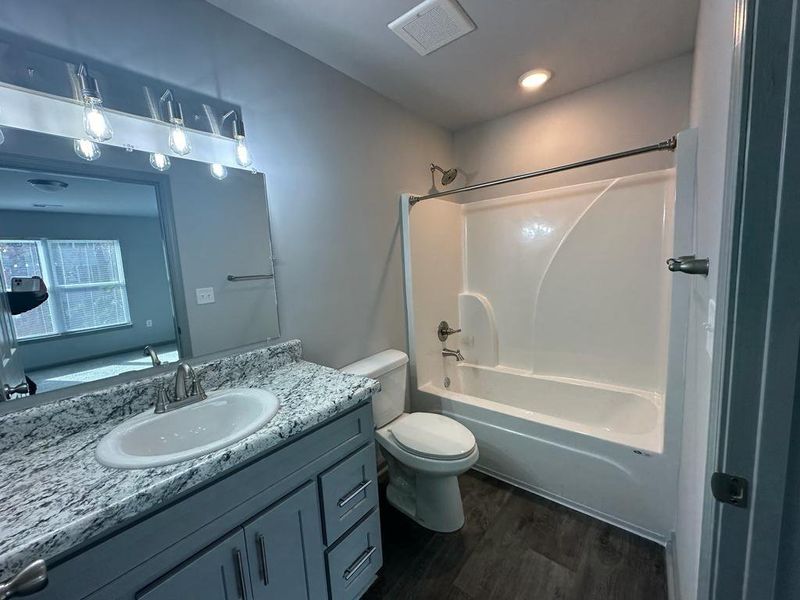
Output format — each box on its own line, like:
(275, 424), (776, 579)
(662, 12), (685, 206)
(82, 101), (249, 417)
(96, 388), (279, 469)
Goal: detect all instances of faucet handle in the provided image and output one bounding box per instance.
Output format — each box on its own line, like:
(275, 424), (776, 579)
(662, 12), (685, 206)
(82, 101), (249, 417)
(437, 320), (462, 341)
(192, 377), (208, 401)
(154, 385), (171, 414)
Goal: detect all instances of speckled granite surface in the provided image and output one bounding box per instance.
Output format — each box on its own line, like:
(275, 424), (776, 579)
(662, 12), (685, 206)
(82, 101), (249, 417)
(0, 340), (380, 580)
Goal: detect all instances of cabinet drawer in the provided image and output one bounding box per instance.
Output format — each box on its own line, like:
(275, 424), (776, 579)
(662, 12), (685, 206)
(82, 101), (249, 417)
(319, 443), (379, 544)
(326, 510), (382, 600)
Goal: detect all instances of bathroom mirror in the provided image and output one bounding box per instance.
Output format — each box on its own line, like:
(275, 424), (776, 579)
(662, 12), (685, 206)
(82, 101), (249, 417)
(0, 126), (279, 398)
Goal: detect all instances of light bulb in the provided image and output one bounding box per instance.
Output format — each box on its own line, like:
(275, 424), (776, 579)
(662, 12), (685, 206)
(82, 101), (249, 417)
(169, 122), (191, 155)
(149, 153), (171, 171)
(235, 138), (252, 168)
(74, 138), (101, 161)
(83, 97), (113, 141)
(210, 163), (228, 180)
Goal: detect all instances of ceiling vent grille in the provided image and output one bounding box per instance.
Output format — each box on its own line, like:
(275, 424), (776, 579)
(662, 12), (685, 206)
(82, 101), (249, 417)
(388, 0), (476, 56)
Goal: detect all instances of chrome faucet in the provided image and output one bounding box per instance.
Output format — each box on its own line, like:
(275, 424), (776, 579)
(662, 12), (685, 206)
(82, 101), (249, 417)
(143, 345), (162, 367)
(154, 362), (207, 414)
(442, 348), (464, 362)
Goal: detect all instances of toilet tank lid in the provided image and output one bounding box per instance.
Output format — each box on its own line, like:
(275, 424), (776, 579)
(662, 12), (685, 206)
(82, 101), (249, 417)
(341, 349), (408, 378)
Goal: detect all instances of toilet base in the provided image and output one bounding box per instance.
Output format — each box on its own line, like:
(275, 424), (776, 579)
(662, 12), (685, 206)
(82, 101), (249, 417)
(383, 453), (467, 533)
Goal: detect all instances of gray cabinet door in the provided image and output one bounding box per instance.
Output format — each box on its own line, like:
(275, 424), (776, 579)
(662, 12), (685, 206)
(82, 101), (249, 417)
(138, 529), (250, 600)
(244, 481), (327, 600)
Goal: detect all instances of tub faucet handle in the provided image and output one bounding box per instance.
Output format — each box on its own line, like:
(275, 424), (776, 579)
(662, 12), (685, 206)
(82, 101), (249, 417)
(438, 320), (462, 341)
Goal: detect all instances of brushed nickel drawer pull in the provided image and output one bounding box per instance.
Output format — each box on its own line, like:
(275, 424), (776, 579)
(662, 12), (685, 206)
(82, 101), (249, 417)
(257, 534), (270, 585)
(337, 480), (372, 508)
(233, 549), (246, 599)
(343, 546), (376, 581)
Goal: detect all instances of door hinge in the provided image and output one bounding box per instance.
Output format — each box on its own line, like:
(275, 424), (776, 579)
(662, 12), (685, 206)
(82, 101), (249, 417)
(711, 472), (749, 508)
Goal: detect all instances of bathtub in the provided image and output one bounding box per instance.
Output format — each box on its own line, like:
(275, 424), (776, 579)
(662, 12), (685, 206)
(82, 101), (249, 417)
(442, 363), (664, 453)
(415, 363), (676, 542)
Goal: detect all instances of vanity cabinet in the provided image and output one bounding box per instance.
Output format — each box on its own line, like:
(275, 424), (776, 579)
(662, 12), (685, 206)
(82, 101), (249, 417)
(139, 483), (326, 600)
(23, 403), (381, 600)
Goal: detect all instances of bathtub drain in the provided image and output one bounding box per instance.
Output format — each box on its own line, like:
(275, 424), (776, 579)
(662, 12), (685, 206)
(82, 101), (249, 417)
(443, 376), (451, 389)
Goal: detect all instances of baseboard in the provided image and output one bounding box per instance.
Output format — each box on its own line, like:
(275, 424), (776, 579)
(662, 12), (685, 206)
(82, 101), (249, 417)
(471, 465), (668, 545)
(665, 531), (682, 600)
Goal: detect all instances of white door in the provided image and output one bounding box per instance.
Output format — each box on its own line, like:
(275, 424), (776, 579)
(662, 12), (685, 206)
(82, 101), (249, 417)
(0, 268), (27, 400)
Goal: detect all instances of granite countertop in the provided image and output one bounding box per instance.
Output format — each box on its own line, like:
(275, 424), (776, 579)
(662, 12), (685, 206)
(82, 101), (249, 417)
(0, 340), (380, 581)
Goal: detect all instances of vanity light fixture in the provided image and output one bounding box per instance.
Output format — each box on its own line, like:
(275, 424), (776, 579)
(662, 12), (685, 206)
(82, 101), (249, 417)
(149, 152), (171, 172)
(74, 138), (101, 161)
(210, 163), (228, 180)
(160, 89), (191, 156)
(77, 64), (113, 142)
(222, 110), (252, 168)
(518, 68), (552, 90)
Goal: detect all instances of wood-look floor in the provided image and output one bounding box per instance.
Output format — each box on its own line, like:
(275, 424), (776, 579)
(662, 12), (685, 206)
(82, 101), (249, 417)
(364, 471), (667, 600)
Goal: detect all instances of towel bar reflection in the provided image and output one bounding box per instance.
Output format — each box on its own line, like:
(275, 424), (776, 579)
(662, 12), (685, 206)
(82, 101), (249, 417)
(227, 274), (274, 282)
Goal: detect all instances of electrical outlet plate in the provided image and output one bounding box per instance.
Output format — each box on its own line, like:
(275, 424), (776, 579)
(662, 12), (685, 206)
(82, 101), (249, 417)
(196, 287), (215, 305)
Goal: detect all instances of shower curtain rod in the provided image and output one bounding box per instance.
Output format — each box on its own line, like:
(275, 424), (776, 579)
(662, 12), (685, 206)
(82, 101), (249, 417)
(408, 135), (678, 206)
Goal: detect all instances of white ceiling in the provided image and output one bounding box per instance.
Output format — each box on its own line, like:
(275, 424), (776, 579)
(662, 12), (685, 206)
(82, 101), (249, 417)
(206, 0), (699, 130)
(0, 168), (159, 217)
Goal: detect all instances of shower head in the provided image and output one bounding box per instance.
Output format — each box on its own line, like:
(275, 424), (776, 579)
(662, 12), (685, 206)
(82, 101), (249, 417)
(431, 163), (458, 186)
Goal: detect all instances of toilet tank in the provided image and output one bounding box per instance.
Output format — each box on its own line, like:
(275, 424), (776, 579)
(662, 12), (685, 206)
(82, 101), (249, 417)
(341, 349), (408, 428)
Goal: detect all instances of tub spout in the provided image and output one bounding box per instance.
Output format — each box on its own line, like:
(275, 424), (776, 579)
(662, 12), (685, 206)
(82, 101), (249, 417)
(442, 348), (464, 362)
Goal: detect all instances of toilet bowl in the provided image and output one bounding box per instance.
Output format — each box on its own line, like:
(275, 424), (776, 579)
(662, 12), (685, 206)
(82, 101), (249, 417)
(342, 350), (478, 533)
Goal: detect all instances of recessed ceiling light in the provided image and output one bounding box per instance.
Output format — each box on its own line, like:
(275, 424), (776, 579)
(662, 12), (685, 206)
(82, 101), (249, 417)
(519, 68), (552, 90)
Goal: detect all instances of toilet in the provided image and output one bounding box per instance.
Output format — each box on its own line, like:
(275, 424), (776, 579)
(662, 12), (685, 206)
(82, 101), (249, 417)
(342, 349), (478, 533)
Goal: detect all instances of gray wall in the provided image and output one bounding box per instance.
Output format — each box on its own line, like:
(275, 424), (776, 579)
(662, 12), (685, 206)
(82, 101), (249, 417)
(0, 0), (454, 369)
(166, 163), (278, 357)
(451, 54), (693, 202)
(0, 210), (175, 370)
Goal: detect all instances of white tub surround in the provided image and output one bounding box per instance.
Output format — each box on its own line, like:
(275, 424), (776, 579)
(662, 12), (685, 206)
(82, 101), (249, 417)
(404, 132), (696, 541)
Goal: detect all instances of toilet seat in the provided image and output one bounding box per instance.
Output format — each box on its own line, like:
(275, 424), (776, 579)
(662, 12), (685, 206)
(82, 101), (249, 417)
(388, 413), (475, 461)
